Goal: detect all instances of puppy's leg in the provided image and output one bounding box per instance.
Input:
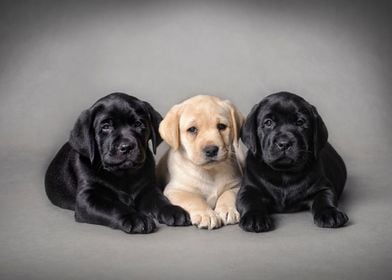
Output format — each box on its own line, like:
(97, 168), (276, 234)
(236, 186), (274, 232)
(165, 189), (223, 230)
(137, 187), (191, 227)
(75, 185), (156, 234)
(215, 188), (240, 225)
(312, 188), (349, 228)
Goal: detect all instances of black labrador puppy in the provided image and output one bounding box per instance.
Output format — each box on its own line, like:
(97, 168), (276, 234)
(45, 93), (190, 234)
(237, 92), (348, 232)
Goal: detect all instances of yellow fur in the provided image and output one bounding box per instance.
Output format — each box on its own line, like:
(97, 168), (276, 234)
(157, 95), (244, 229)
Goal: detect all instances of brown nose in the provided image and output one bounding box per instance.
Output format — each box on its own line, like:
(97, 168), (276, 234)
(204, 145), (219, 158)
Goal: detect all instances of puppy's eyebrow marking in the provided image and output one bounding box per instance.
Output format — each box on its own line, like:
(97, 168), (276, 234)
(298, 109), (310, 115)
(98, 113), (112, 120)
(94, 115), (112, 126)
(185, 120), (197, 128)
(135, 108), (146, 116)
(101, 118), (113, 124)
(263, 112), (274, 119)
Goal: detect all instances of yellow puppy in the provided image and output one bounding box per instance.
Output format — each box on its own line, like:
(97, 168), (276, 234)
(157, 95), (244, 229)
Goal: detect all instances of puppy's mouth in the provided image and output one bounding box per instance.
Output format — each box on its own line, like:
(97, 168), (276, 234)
(266, 152), (309, 171)
(199, 153), (228, 167)
(201, 159), (221, 166)
(102, 154), (145, 171)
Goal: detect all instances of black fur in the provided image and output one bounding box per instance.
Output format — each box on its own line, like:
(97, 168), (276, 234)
(45, 93), (190, 234)
(237, 92), (348, 232)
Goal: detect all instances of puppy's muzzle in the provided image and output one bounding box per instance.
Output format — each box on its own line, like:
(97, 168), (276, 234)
(118, 140), (136, 154)
(203, 145), (219, 158)
(109, 138), (139, 158)
(275, 137), (293, 151)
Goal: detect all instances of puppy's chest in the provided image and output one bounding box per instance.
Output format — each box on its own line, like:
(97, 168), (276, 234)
(199, 175), (240, 208)
(270, 184), (312, 212)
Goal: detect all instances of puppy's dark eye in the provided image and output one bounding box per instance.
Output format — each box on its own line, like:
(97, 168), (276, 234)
(187, 127), (198, 134)
(264, 119), (273, 128)
(217, 123), (227, 131)
(296, 119), (305, 126)
(101, 123), (112, 131)
(134, 121), (143, 128)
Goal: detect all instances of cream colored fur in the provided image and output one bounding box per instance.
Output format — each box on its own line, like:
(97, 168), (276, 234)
(157, 95), (244, 229)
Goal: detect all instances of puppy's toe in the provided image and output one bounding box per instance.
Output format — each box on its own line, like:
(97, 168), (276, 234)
(314, 208), (349, 228)
(158, 205), (191, 226)
(191, 214), (202, 225)
(215, 206), (240, 225)
(122, 213), (156, 234)
(239, 211), (273, 233)
(191, 210), (223, 230)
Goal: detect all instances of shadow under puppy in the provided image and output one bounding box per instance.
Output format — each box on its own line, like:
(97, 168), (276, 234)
(157, 95), (244, 230)
(237, 92), (349, 232)
(45, 93), (190, 234)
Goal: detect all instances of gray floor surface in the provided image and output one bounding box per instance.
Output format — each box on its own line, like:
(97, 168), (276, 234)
(1, 1), (392, 279)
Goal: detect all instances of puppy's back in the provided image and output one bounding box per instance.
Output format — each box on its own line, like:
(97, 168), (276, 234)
(45, 143), (77, 210)
(319, 143), (347, 198)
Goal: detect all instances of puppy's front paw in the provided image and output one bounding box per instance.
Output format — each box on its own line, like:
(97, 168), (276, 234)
(158, 205), (191, 226)
(314, 208), (349, 228)
(121, 213), (156, 234)
(239, 211), (273, 232)
(215, 206), (240, 225)
(190, 210), (223, 230)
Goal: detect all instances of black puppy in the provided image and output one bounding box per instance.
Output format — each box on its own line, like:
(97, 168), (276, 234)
(237, 92), (348, 232)
(45, 93), (190, 234)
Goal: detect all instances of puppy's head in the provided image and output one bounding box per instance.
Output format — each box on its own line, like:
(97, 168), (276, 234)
(69, 93), (162, 172)
(241, 92), (328, 171)
(159, 95), (243, 168)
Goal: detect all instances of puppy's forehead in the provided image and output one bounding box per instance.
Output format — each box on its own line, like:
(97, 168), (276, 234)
(261, 96), (310, 117)
(180, 100), (229, 126)
(93, 97), (146, 120)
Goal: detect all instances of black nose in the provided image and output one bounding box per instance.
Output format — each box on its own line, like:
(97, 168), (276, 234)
(276, 139), (292, 151)
(204, 145), (219, 158)
(118, 142), (135, 153)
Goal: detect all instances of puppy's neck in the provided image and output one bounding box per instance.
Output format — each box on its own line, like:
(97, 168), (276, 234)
(250, 154), (314, 186)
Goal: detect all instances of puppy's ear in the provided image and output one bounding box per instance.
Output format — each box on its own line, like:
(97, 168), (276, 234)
(241, 103), (260, 156)
(69, 109), (97, 163)
(222, 100), (244, 147)
(143, 101), (163, 154)
(311, 105), (328, 159)
(159, 104), (181, 150)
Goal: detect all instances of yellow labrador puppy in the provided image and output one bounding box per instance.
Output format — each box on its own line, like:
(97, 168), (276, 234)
(157, 95), (244, 229)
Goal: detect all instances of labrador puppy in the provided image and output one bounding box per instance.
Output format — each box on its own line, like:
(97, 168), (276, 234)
(45, 93), (190, 234)
(237, 92), (348, 232)
(157, 95), (244, 230)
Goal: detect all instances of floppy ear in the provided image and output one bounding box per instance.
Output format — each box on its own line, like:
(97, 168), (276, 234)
(159, 104), (181, 151)
(311, 105), (328, 159)
(69, 109), (97, 163)
(142, 101), (163, 154)
(241, 103), (261, 156)
(221, 100), (244, 147)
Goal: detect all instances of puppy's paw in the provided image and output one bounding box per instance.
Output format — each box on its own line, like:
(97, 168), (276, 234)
(190, 210), (223, 230)
(239, 211), (273, 232)
(158, 205), (191, 226)
(215, 206), (240, 225)
(121, 213), (156, 234)
(314, 208), (349, 228)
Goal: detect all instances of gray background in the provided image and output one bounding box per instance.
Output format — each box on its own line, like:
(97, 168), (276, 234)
(1, 0), (391, 279)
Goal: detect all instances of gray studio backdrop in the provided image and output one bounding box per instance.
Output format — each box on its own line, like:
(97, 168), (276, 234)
(1, 1), (391, 280)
